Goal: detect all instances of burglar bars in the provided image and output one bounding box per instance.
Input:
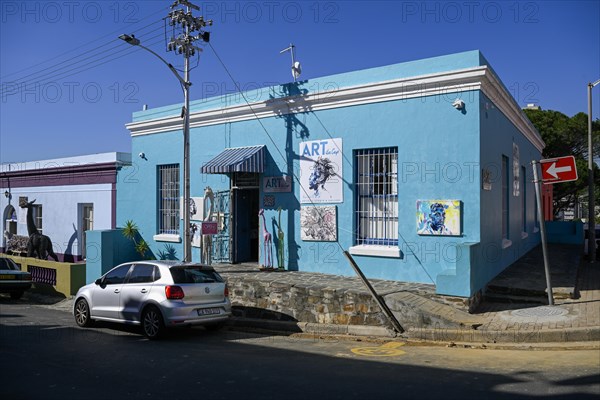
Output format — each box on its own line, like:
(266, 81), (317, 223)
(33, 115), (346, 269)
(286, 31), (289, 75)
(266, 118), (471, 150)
(355, 147), (399, 246)
(158, 164), (180, 235)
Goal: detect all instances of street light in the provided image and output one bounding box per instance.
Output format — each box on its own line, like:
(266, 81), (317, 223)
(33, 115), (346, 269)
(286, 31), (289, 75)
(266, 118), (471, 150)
(119, 33), (193, 263)
(118, 2), (211, 263)
(588, 78), (600, 263)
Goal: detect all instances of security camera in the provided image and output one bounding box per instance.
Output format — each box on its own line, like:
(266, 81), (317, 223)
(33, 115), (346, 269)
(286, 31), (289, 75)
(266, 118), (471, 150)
(452, 99), (465, 109)
(139, 152), (146, 159)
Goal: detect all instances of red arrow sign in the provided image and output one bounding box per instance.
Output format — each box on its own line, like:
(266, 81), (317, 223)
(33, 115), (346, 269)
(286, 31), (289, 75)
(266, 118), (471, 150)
(540, 156), (578, 183)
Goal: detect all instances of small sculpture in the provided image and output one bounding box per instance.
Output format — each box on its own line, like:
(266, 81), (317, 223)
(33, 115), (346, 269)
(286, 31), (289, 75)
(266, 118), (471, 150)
(276, 207), (284, 269)
(258, 208), (272, 269)
(19, 199), (58, 261)
(202, 187), (214, 265)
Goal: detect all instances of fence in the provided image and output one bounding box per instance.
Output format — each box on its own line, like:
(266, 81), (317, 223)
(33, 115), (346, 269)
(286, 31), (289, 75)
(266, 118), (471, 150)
(1, 254), (85, 297)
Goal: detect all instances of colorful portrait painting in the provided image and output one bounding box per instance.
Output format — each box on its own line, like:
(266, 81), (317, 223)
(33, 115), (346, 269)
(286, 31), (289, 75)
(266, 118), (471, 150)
(417, 200), (461, 236)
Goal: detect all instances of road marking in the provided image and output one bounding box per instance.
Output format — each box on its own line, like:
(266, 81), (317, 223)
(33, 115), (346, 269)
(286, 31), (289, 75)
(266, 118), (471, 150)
(351, 341), (406, 357)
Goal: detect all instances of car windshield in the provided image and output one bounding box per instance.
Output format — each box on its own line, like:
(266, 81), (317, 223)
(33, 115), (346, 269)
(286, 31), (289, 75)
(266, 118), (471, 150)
(0, 258), (19, 271)
(170, 267), (223, 284)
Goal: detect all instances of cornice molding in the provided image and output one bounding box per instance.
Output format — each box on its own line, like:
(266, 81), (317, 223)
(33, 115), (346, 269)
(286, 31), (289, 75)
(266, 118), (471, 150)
(125, 66), (544, 152)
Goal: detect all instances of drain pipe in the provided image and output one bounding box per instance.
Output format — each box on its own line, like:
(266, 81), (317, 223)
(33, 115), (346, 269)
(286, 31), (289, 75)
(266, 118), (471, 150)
(343, 251), (404, 334)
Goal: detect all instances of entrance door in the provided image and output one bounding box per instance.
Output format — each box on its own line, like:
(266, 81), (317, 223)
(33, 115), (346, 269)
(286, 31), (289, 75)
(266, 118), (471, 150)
(233, 188), (259, 263)
(212, 190), (232, 263)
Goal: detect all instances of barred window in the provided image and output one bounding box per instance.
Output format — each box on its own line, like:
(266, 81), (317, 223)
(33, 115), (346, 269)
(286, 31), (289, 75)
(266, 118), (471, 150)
(158, 164), (180, 235)
(355, 148), (398, 246)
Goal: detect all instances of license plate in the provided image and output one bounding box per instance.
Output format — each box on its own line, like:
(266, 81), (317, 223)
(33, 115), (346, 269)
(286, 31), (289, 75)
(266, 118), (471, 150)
(0, 275), (16, 280)
(197, 308), (220, 316)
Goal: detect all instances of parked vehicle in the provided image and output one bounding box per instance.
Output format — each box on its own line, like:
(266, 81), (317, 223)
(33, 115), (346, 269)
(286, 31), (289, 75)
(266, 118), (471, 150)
(0, 257), (32, 299)
(73, 261), (232, 339)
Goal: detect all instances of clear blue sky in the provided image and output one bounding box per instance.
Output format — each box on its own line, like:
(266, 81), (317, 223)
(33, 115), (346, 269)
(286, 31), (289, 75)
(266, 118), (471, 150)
(1, 0), (599, 163)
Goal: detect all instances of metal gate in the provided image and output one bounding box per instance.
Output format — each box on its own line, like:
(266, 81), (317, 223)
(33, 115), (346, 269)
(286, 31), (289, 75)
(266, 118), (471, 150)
(212, 190), (232, 263)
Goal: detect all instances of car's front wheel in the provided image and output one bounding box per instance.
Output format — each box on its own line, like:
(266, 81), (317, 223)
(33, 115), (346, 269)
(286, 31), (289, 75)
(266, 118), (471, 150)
(74, 298), (93, 327)
(142, 306), (165, 340)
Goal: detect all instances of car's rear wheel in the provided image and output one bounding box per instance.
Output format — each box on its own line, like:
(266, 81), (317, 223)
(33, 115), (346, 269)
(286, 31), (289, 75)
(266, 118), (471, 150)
(74, 298), (93, 327)
(142, 306), (165, 340)
(9, 291), (24, 300)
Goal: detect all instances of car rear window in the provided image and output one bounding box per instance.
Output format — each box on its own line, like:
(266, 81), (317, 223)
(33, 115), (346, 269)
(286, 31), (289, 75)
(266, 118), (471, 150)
(170, 267), (223, 284)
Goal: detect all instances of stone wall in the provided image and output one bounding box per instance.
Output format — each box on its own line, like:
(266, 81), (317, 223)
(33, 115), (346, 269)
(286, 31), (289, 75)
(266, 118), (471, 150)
(226, 276), (389, 326)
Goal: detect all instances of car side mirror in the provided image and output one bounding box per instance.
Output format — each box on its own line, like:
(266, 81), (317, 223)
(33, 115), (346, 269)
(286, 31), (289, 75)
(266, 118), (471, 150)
(95, 278), (102, 286)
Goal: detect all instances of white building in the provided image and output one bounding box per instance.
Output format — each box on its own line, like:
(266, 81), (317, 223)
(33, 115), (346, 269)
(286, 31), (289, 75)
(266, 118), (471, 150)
(1, 152), (131, 262)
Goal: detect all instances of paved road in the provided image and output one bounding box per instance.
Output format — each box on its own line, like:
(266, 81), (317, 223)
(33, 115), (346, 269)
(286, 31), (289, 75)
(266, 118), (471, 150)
(1, 301), (599, 399)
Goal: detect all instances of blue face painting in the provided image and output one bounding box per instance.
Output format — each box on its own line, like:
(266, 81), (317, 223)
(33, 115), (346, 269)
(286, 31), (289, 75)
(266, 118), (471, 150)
(429, 203), (448, 232)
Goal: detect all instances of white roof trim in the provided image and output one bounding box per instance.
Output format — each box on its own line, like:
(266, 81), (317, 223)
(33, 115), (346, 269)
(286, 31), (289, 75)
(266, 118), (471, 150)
(125, 66), (544, 152)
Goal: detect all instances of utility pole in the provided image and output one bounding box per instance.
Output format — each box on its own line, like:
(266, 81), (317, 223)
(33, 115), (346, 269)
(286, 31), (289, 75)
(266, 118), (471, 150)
(166, 0), (212, 262)
(120, 1), (211, 263)
(587, 79), (600, 263)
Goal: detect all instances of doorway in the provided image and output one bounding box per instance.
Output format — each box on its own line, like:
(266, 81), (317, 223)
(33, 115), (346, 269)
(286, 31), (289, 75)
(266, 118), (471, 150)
(79, 204), (93, 259)
(233, 188), (259, 263)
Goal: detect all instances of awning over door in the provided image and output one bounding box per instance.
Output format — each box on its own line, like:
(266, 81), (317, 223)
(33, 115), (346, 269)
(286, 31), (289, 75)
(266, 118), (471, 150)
(201, 145), (265, 174)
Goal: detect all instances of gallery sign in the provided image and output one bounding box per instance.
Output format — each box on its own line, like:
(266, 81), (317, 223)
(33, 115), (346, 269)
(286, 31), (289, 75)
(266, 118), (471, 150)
(263, 175), (292, 193)
(299, 138), (343, 204)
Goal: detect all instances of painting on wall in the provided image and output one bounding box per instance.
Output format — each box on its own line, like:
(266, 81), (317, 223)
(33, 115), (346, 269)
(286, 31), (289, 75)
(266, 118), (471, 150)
(191, 222), (201, 247)
(301, 206), (337, 241)
(417, 200), (461, 236)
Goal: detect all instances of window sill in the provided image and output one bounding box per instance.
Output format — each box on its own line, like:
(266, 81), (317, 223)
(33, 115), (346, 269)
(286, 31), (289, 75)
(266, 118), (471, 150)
(502, 239), (512, 249)
(153, 234), (181, 243)
(521, 232), (529, 239)
(349, 245), (400, 258)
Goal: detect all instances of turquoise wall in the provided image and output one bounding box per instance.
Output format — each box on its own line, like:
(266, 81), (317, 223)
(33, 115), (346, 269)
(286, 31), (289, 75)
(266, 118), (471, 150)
(116, 50), (541, 297)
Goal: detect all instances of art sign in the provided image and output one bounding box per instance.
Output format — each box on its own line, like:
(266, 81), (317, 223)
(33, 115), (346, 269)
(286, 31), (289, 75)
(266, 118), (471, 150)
(263, 175), (292, 193)
(299, 138), (343, 204)
(417, 200), (461, 236)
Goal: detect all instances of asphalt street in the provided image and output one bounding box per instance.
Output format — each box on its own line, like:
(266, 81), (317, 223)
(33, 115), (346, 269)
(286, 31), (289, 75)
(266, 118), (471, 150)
(1, 300), (599, 400)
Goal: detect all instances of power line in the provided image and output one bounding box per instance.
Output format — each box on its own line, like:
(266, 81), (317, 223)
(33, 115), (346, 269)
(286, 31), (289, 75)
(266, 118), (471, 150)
(0, 5), (170, 82)
(0, 30), (166, 97)
(0, 24), (165, 95)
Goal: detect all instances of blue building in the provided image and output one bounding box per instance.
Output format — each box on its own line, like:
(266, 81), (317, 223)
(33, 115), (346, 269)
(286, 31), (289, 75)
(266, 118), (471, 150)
(117, 50), (544, 299)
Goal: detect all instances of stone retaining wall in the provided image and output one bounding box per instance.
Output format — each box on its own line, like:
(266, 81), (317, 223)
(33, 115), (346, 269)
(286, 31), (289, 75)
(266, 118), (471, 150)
(218, 271), (390, 327)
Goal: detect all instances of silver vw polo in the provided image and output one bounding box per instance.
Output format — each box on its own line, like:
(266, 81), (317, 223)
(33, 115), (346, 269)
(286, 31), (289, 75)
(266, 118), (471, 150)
(73, 261), (231, 339)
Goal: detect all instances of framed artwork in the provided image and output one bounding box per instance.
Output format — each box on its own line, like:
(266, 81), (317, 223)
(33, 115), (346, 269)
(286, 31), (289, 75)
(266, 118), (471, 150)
(301, 206), (337, 241)
(417, 200), (461, 236)
(299, 138), (343, 204)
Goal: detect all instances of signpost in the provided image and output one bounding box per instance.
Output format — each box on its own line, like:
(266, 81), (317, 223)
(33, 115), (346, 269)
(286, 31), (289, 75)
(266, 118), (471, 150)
(532, 155), (579, 306)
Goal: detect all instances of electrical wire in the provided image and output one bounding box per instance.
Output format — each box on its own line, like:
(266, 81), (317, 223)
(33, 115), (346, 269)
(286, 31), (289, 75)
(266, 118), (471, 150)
(0, 30), (167, 97)
(0, 25), (165, 96)
(0, 5), (170, 82)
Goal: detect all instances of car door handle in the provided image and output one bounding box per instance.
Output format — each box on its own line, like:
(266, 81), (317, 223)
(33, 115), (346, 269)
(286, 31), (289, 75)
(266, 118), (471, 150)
(114, 289), (120, 293)
(140, 289), (148, 294)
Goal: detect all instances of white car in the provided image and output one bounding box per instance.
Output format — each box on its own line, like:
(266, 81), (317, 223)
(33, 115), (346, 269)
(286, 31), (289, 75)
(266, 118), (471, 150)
(73, 261), (231, 339)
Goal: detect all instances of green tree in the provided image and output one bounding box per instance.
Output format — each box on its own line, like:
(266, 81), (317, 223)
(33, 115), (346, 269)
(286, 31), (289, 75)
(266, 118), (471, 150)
(523, 109), (600, 218)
